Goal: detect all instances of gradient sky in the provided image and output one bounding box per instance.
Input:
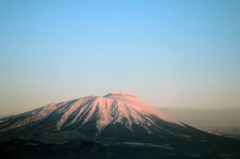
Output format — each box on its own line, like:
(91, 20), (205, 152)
(1, 0), (240, 117)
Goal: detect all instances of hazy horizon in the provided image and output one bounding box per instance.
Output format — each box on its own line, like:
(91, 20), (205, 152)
(1, 1), (239, 118)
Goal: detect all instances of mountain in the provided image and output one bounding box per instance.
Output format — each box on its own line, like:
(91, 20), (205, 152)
(1, 91), (240, 157)
(0, 91), (185, 142)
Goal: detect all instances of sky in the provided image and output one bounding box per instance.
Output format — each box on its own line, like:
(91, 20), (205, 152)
(1, 0), (240, 117)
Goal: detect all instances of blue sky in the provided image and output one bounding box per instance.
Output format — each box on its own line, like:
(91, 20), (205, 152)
(1, 0), (240, 116)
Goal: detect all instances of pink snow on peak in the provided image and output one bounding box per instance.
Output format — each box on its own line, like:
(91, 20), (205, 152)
(103, 91), (184, 127)
(0, 91), (185, 133)
(104, 91), (136, 98)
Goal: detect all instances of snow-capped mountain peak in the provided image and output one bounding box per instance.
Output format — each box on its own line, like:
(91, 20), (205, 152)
(104, 91), (137, 98)
(0, 92), (186, 143)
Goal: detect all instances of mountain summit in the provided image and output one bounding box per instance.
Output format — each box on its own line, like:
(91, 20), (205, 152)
(0, 91), (239, 151)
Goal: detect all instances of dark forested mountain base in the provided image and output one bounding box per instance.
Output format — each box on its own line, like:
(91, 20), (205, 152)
(1, 139), (240, 159)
